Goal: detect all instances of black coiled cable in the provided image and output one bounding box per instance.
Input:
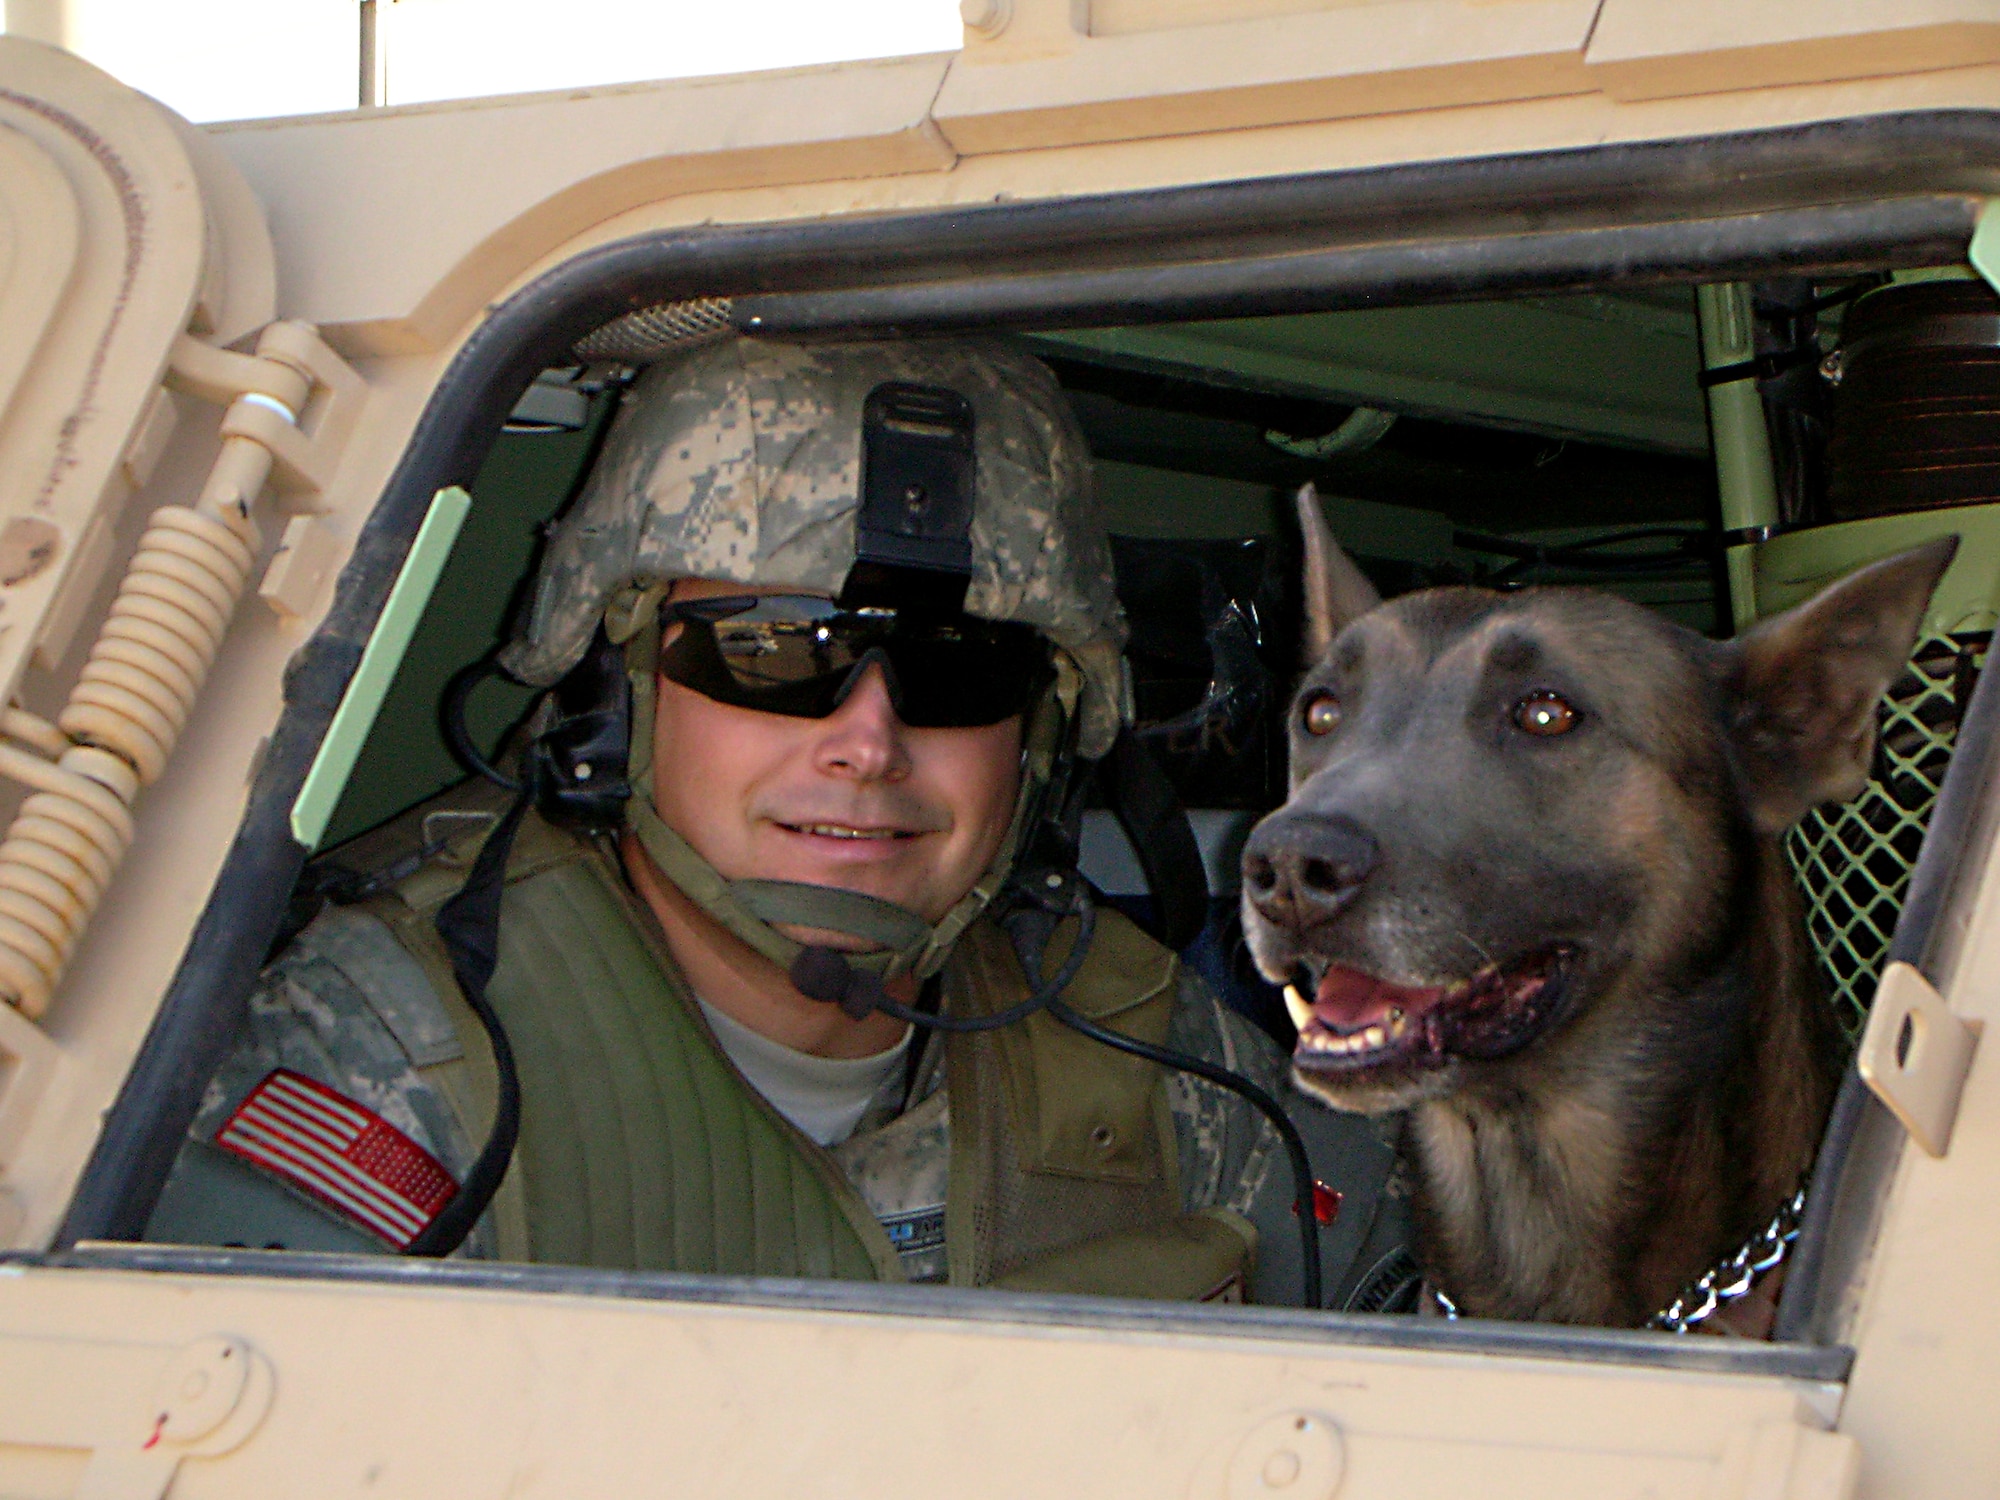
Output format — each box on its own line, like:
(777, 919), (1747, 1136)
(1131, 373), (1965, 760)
(1042, 994), (1324, 1309)
(442, 655), (525, 793)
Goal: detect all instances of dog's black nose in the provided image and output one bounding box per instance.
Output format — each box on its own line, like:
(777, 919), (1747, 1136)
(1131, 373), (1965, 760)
(1241, 813), (1380, 931)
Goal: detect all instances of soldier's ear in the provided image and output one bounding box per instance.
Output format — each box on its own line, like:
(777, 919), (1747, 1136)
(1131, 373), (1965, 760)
(1296, 483), (1381, 665)
(1722, 537), (1958, 834)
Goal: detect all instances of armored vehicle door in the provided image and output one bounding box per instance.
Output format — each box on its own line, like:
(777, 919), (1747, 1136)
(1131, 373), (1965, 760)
(4, 10), (2000, 1499)
(0, 38), (293, 1249)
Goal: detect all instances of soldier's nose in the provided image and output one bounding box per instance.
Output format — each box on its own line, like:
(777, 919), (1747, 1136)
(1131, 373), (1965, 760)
(1241, 813), (1379, 931)
(814, 665), (911, 782)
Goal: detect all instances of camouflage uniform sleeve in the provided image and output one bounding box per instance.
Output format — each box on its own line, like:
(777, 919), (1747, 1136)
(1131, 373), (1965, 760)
(1164, 966), (1417, 1310)
(145, 906), (485, 1256)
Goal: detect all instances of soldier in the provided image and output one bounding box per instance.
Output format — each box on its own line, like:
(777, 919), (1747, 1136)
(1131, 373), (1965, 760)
(148, 335), (1413, 1306)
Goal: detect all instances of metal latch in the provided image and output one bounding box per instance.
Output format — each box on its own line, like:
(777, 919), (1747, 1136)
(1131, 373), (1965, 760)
(1858, 961), (1982, 1157)
(166, 322), (363, 512)
(168, 322), (365, 621)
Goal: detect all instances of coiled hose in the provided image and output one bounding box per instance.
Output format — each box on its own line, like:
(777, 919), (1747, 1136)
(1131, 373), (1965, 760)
(0, 360), (288, 1018)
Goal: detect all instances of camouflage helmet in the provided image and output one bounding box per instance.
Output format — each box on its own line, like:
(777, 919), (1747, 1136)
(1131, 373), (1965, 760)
(500, 335), (1129, 756)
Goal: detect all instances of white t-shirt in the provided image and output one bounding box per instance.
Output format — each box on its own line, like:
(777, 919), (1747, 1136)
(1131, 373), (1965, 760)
(696, 999), (910, 1146)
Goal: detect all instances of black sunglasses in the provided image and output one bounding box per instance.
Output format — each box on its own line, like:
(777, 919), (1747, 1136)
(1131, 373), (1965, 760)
(659, 594), (1050, 728)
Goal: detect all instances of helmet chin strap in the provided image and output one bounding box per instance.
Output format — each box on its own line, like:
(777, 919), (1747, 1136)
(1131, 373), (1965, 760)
(625, 787), (934, 981)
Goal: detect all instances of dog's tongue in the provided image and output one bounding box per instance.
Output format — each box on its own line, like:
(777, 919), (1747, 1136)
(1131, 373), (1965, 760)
(1314, 965), (1441, 1031)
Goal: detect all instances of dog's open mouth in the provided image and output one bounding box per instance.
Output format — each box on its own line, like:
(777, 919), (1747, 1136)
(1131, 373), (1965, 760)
(1287, 944), (1574, 1072)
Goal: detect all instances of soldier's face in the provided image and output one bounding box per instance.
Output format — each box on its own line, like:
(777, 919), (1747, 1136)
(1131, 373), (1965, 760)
(649, 581), (1023, 937)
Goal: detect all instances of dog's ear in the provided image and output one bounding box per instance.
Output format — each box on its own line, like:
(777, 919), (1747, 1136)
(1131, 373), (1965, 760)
(1297, 483), (1381, 663)
(1724, 536), (1958, 833)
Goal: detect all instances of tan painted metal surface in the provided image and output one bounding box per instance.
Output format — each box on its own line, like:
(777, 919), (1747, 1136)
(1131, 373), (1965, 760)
(0, 1262), (1851, 1499)
(1587, 0), (2000, 102)
(202, 5), (2000, 357)
(0, 38), (291, 1249)
(0, 4), (1997, 1496)
(1840, 810), (2000, 1497)
(211, 52), (958, 355)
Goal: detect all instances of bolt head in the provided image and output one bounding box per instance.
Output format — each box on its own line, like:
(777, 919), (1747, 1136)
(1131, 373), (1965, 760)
(960, 0), (1011, 36)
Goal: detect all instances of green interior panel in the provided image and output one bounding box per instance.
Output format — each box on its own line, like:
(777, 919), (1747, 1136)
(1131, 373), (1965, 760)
(293, 485), (473, 849)
(319, 407), (610, 846)
(1029, 290), (1708, 454)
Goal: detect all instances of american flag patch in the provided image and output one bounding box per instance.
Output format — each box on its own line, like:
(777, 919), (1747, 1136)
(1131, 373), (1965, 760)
(216, 1068), (458, 1250)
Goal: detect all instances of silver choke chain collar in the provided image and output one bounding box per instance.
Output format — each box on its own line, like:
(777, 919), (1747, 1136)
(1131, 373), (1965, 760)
(1648, 1179), (1809, 1334)
(1425, 1177), (1810, 1333)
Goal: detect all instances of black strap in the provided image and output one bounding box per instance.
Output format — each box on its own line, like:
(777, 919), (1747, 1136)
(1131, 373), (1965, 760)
(1101, 729), (1210, 951)
(403, 787), (530, 1258)
(1696, 346), (1818, 388)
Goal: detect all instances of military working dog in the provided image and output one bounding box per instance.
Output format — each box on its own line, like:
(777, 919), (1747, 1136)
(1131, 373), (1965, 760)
(1241, 487), (1956, 1327)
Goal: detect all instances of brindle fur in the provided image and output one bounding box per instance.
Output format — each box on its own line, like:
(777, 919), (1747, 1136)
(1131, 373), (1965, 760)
(1242, 489), (1955, 1327)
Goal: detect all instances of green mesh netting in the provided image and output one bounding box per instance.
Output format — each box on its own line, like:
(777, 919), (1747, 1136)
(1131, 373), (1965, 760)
(1784, 631), (1989, 1040)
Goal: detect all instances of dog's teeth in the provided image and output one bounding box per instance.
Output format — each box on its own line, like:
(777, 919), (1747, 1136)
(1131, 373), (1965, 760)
(1387, 1006), (1405, 1025)
(1296, 1010), (1404, 1058)
(1284, 984), (1316, 1034)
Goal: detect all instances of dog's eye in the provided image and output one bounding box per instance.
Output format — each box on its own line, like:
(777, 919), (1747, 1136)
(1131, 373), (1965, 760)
(1300, 693), (1342, 736)
(1513, 690), (1579, 737)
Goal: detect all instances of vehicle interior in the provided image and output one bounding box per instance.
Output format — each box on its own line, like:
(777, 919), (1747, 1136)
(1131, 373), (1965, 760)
(313, 290), (1735, 1048)
(82, 139), (1999, 1368)
(308, 275), (1964, 1040)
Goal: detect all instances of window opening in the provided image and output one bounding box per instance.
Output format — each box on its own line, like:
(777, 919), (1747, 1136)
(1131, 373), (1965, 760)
(149, 275), (1991, 1323)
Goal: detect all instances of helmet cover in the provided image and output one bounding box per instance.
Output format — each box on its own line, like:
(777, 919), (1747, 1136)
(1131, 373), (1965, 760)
(500, 336), (1129, 755)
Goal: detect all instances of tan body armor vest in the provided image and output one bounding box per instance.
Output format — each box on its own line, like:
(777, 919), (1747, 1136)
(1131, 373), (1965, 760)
(369, 812), (1255, 1300)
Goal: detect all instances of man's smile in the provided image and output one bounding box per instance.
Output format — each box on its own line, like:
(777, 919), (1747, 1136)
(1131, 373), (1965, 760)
(762, 809), (947, 866)
(779, 821), (919, 842)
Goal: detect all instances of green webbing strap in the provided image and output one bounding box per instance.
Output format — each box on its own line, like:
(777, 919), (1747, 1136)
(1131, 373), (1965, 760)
(731, 880), (932, 953)
(624, 789), (930, 979)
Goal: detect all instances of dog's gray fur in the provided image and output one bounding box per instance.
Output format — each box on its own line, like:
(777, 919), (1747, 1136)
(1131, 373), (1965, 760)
(1242, 488), (1956, 1326)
